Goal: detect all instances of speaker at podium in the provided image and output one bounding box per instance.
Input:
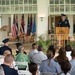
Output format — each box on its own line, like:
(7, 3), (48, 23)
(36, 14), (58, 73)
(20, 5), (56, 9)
(56, 27), (69, 47)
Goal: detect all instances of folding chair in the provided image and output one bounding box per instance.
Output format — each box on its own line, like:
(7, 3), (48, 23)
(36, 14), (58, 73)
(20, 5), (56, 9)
(16, 62), (31, 75)
(16, 62), (29, 71)
(40, 72), (57, 75)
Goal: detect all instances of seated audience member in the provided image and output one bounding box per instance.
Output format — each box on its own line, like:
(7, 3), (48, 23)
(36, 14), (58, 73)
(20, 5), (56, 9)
(55, 48), (68, 66)
(15, 46), (30, 70)
(39, 48), (61, 74)
(48, 45), (59, 59)
(0, 50), (11, 65)
(3, 50), (16, 68)
(61, 60), (71, 75)
(0, 65), (5, 75)
(0, 38), (12, 55)
(28, 43), (38, 62)
(29, 62), (38, 75)
(48, 45), (55, 57)
(65, 45), (72, 61)
(32, 45), (47, 65)
(15, 43), (26, 55)
(69, 49), (75, 75)
(1, 54), (18, 75)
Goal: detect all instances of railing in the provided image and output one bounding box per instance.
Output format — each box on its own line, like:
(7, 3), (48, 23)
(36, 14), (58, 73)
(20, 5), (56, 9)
(47, 34), (75, 48)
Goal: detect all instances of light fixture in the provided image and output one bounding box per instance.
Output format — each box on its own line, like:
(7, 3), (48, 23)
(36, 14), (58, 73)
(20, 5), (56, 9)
(40, 17), (44, 21)
(39, 15), (45, 21)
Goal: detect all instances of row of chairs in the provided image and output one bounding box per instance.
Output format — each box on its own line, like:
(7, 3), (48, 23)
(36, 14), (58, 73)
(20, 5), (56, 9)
(16, 62), (57, 75)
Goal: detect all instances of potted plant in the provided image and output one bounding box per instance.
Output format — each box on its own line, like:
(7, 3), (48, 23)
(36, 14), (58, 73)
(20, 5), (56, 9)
(37, 35), (52, 53)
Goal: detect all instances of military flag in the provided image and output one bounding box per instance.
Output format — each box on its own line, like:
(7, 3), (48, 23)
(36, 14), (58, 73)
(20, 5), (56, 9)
(27, 15), (31, 36)
(32, 15), (36, 34)
(15, 15), (18, 35)
(30, 14), (32, 32)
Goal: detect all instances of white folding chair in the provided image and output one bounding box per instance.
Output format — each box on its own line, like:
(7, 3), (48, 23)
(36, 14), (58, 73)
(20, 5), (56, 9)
(16, 62), (29, 71)
(40, 72), (57, 75)
(15, 62), (31, 75)
(18, 70), (32, 75)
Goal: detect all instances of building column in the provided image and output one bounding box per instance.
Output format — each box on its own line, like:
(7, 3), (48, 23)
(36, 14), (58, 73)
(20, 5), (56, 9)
(37, 0), (48, 40)
(11, 14), (14, 32)
(68, 15), (73, 36)
(0, 15), (1, 28)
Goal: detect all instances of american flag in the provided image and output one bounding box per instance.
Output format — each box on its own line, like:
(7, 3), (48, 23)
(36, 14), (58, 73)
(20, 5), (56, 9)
(21, 14), (25, 33)
(20, 25), (23, 33)
(12, 15), (17, 37)
(15, 15), (18, 35)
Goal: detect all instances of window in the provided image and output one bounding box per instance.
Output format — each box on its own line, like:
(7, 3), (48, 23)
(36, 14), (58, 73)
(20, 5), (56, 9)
(0, 0), (1, 5)
(50, 5), (54, 12)
(24, 6), (28, 11)
(2, 7), (5, 12)
(0, 7), (1, 12)
(60, 0), (64, 4)
(11, 6), (15, 12)
(71, 0), (75, 4)
(65, 0), (70, 4)
(33, 5), (37, 11)
(49, 0), (54, 4)
(33, 0), (37, 4)
(55, 0), (59, 4)
(6, 0), (9, 5)
(19, 0), (23, 4)
(0, 0), (37, 14)
(71, 5), (75, 11)
(15, 6), (19, 12)
(19, 6), (23, 11)
(29, 6), (32, 11)
(24, 0), (28, 4)
(15, 0), (18, 4)
(6, 7), (10, 12)
(60, 5), (64, 12)
(29, 0), (32, 4)
(11, 0), (14, 5)
(2, 0), (5, 5)
(65, 5), (70, 12)
(55, 5), (59, 12)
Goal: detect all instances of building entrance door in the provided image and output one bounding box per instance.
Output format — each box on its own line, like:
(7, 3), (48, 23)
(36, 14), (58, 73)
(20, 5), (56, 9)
(55, 16), (61, 27)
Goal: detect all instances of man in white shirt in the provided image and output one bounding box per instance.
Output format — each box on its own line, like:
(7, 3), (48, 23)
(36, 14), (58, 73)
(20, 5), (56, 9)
(0, 50), (11, 65)
(28, 43), (38, 62)
(69, 49), (75, 75)
(0, 65), (5, 75)
(32, 45), (47, 65)
(65, 45), (72, 61)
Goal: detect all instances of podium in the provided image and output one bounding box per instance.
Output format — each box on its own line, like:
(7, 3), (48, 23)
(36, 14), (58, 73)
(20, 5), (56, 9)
(56, 27), (69, 47)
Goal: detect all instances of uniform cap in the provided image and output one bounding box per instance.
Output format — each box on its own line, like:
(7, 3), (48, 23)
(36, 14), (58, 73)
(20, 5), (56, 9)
(2, 38), (9, 43)
(61, 14), (66, 16)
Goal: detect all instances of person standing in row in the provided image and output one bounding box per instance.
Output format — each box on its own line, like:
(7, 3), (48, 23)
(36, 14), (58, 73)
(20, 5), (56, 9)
(0, 38), (12, 55)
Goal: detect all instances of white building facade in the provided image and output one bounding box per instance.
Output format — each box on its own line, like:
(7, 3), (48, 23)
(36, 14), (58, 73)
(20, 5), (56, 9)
(0, 0), (75, 38)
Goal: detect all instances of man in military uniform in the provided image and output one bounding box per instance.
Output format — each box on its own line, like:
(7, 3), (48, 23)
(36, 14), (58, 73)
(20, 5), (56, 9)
(0, 38), (12, 55)
(58, 14), (70, 45)
(58, 14), (70, 28)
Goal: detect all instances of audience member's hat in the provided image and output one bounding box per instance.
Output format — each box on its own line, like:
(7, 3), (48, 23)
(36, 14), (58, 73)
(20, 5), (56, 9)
(61, 14), (66, 16)
(2, 38), (9, 43)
